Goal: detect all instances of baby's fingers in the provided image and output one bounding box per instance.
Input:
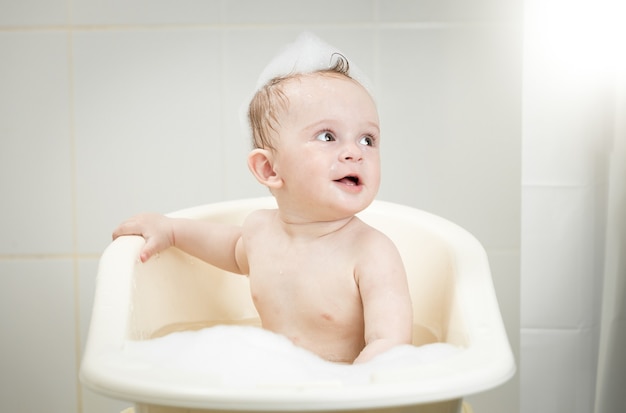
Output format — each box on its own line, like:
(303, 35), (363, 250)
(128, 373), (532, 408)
(112, 213), (174, 263)
(112, 218), (143, 240)
(139, 237), (162, 263)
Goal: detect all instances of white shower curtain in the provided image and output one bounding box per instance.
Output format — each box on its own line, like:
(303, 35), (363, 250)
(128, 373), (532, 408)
(594, 72), (626, 413)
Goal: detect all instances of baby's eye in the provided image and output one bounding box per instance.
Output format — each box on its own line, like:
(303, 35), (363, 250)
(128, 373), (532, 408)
(316, 131), (336, 142)
(359, 136), (375, 146)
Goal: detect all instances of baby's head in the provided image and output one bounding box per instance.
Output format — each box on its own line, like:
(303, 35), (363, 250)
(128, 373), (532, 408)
(245, 33), (380, 220)
(245, 33), (375, 151)
(248, 54), (353, 151)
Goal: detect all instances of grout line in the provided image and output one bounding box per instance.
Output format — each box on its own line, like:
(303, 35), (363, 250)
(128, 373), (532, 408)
(219, 0), (227, 200)
(373, 1), (381, 99)
(0, 21), (497, 34)
(67, 31), (78, 267)
(0, 253), (101, 260)
(521, 182), (597, 189)
(520, 326), (598, 333)
(64, 4), (85, 406)
(219, 29), (227, 199)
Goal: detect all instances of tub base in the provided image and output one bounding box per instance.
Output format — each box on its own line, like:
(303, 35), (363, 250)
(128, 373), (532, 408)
(132, 399), (467, 413)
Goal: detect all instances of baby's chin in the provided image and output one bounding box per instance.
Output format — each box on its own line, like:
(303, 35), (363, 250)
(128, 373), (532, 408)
(275, 191), (376, 222)
(313, 200), (374, 222)
(336, 193), (377, 214)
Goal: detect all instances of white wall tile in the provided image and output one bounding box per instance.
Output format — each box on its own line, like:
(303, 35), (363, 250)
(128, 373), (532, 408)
(73, 30), (224, 254)
(377, 26), (521, 249)
(0, 260), (78, 412)
(521, 186), (603, 329)
(72, 0), (221, 26)
(377, 0), (521, 22)
(522, 1), (615, 189)
(521, 329), (577, 413)
(221, 0), (376, 24)
(522, 86), (614, 187)
(0, 32), (74, 255)
(0, 0), (67, 26)
(521, 329), (598, 413)
(220, 29), (295, 201)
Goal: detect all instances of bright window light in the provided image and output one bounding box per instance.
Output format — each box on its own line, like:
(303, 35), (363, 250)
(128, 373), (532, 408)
(525, 0), (626, 84)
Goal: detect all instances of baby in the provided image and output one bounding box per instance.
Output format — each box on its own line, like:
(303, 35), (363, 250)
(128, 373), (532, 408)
(113, 34), (413, 364)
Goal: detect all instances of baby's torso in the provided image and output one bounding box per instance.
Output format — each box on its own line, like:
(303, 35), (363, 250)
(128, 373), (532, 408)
(242, 210), (367, 362)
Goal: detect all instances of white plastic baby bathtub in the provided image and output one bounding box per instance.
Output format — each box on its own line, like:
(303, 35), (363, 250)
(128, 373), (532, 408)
(81, 197), (515, 413)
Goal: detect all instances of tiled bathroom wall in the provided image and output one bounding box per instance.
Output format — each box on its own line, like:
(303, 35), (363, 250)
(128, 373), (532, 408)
(521, 1), (622, 411)
(0, 1), (522, 412)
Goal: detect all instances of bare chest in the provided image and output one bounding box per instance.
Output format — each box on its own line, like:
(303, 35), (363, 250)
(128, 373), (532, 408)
(246, 241), (363, 330)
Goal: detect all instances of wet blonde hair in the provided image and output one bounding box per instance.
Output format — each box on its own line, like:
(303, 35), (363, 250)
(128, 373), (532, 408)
(248, 54), (351, 151)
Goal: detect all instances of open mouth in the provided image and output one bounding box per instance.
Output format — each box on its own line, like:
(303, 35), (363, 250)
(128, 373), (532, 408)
(335, 175), (360, 186)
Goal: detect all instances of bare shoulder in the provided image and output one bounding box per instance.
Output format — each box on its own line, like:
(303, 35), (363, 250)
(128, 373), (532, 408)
(350, 217), (399, 253)
(234, 209), (277, 275)
(350, 217), (406, 282)
(242, 209), (276, 231)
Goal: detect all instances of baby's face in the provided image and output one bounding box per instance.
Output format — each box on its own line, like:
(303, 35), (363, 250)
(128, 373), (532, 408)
(271, 73), (381, 220)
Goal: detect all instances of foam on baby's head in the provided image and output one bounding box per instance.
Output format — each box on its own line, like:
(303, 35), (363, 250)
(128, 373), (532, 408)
(254, 32), (373, 94)
(241, 32), (374, 147)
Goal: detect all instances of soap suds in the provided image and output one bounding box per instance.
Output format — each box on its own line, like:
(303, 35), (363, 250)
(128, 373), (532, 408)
(124, 325), (460, 388)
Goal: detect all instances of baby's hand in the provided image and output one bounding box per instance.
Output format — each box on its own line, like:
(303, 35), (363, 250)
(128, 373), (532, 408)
(112, 213), (175, 263)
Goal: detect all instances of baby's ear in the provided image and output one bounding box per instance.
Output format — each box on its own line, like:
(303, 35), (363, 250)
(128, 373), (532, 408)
(247, 149), (283, 189)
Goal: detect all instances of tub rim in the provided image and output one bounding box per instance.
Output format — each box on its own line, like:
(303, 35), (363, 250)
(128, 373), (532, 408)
(80, 197), (516, 410)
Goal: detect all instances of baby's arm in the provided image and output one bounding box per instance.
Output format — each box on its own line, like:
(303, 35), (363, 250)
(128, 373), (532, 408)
(113, 213), (246, 274)
(353, 231), (413, 364)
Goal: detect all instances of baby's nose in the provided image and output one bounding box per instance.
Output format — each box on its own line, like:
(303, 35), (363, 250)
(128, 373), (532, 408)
(341, 142), (363, 162)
